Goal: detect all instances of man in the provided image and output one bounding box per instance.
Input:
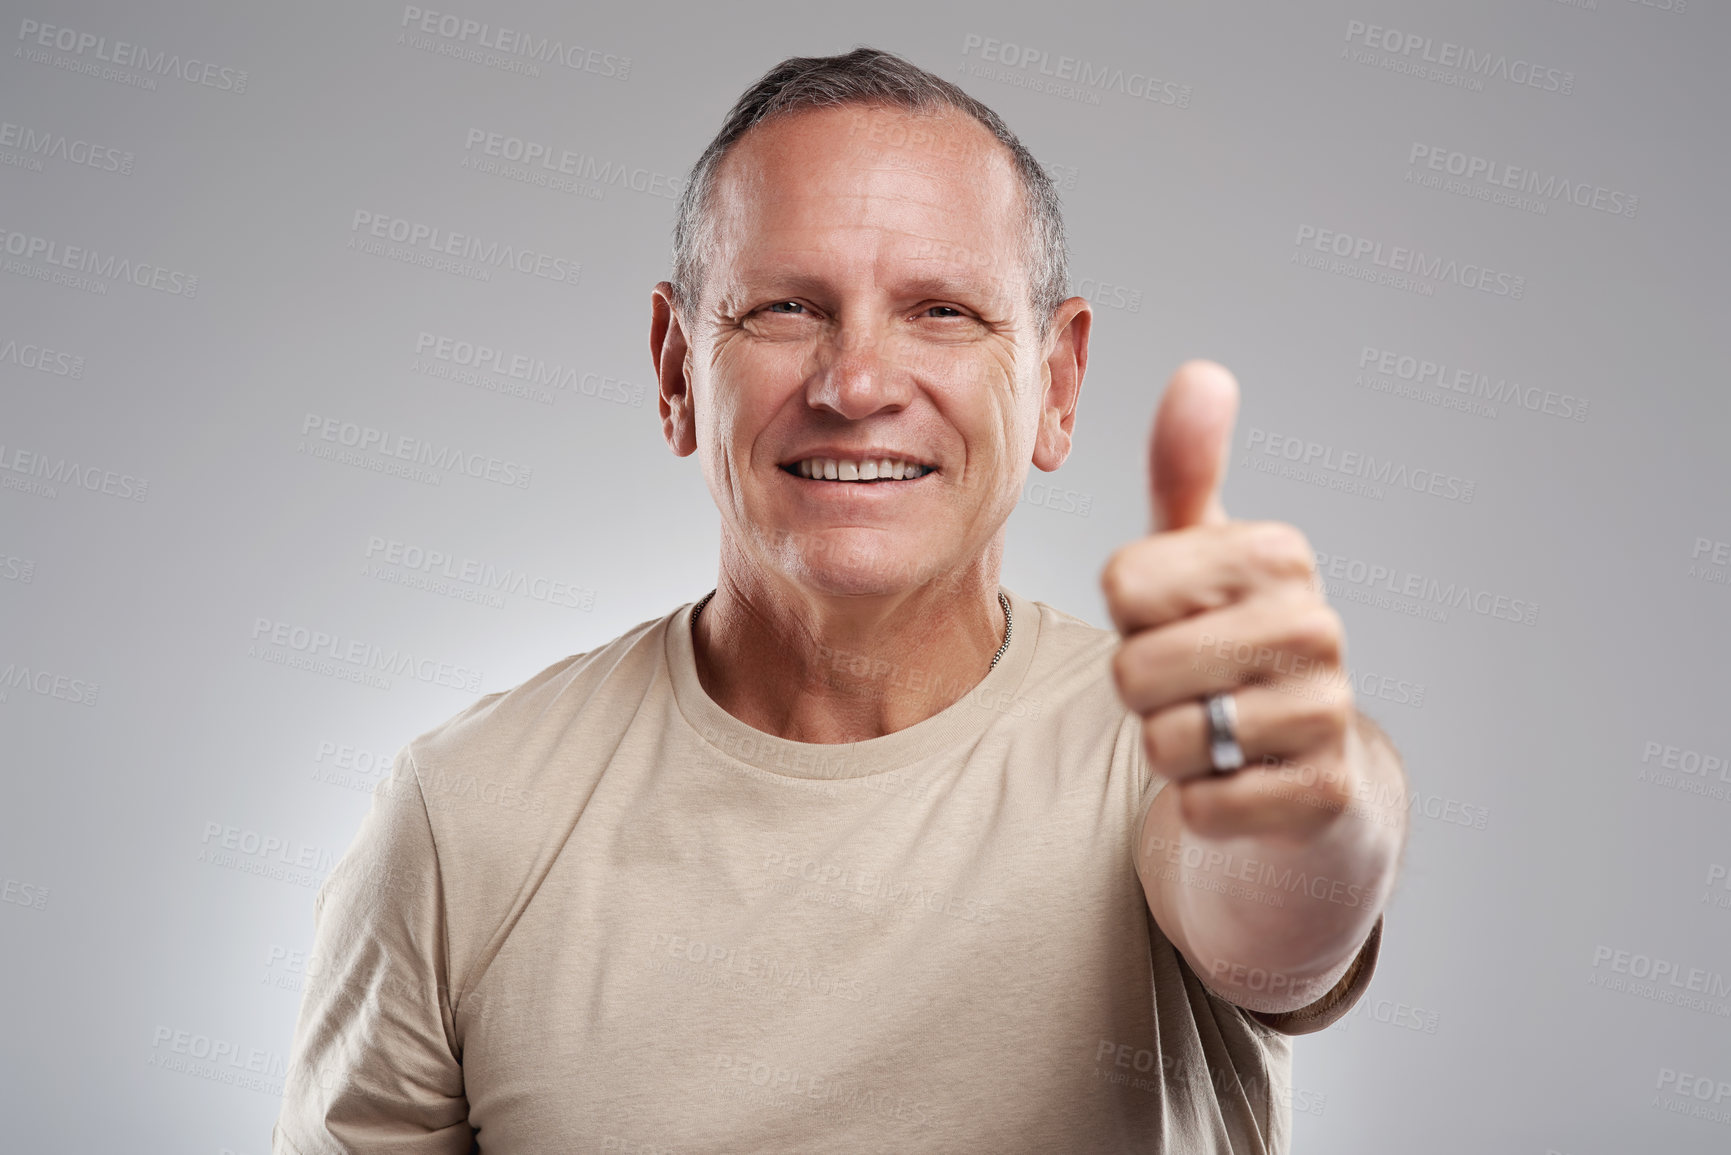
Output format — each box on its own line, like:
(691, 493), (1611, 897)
(274, 47), (1407, 1154)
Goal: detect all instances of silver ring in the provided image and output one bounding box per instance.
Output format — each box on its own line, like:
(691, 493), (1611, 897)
(1204, 691), (1244, 775)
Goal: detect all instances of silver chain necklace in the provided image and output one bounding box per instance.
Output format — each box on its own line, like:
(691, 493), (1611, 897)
(690, 589), (1012, 669)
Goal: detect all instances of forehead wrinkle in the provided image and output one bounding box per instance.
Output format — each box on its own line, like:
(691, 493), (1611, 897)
(723, 123), (1015, 228)
(706, 108), (1028, 312)
(722, 227), (886, 299)
(723, 193), (1019, 294)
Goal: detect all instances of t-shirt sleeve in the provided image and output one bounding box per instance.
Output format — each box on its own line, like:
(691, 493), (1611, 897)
(272, 745), (475, 1154)
(1242, 913), (1384, 1037)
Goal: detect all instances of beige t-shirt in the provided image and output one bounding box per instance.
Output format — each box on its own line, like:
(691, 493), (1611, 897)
(274, 586), (1381, 1154)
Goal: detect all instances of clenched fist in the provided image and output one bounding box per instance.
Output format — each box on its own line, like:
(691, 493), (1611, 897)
(1102, 360), (1370, 844)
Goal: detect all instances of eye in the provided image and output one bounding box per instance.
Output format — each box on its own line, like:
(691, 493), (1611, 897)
(922, 305), (964, 319)
(764, 301), (807, 315)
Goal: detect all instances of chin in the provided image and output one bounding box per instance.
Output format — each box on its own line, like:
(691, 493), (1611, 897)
(768, 524), (957, 599)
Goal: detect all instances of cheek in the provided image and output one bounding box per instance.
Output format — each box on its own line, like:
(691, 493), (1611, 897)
(703, 349), (805, 477)
(927, 351), (1020, 420)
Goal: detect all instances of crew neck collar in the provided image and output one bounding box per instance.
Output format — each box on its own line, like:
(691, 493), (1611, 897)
(665, 585), (1039, 778)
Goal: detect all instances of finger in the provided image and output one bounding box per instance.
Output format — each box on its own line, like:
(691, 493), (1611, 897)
(1150, 360), (1240, 534)
(1102, 520), (1315, 636)
(1138, 679), (1355, 786)
(1152, 716), (1367, 844)
(1111, 585), (1345, 717)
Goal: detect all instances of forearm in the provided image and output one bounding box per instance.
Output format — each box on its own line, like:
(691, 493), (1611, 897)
(1144, 711), (1409, 1007)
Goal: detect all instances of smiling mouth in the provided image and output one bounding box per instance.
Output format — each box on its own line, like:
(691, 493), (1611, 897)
(781, 457), (937, 483)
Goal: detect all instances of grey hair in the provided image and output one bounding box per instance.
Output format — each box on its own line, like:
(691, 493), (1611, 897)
(669, 46), (1069, 340)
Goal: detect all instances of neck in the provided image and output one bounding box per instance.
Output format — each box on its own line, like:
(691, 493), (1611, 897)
(692, 547), (1009, 744)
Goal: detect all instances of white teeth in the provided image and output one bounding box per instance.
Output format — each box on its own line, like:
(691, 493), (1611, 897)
(790, 456), (929, 481)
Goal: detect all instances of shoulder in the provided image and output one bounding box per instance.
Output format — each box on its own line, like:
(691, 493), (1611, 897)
(1017, 596), (1126, 715)
(404, 606), (675, 785)
(1026, 597), (1119, 664)
(988, 593), (1144, 779)
(1006, 593), (1153, 805)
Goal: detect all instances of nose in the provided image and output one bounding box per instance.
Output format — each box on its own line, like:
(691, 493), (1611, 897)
(804, 320), (915, 421)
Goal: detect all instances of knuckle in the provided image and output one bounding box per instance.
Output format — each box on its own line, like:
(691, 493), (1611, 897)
(1100, 549), (1132, 604)
(1300, 694), (1351, 743)
(1178, 788), (1233, 838)
(1247, 521), (1315, 580)
(1111, 642), (1138, 694)
(1141, 713), (1165, 767)
(1283, 601), (1343, 658)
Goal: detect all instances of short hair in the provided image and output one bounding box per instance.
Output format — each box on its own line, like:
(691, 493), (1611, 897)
(669, 46), (1070, 340)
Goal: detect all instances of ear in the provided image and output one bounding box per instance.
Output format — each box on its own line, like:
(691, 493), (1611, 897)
(651, 281), (697, 457)
(1031, 296), (1092, 472)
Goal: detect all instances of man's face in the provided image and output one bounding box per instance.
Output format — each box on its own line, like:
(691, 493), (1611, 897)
(662, 103), (1083, 601)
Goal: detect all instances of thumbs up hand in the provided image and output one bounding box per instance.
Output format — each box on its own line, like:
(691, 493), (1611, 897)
(1102, 361), (1367, 843)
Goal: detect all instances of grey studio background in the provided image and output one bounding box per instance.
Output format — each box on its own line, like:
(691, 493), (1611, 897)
(2, 0), (1727, 1151)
